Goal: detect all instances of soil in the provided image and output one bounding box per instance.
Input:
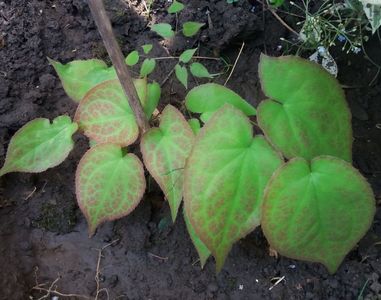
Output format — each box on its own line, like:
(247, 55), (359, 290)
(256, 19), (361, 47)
(0, 0), (380, 299)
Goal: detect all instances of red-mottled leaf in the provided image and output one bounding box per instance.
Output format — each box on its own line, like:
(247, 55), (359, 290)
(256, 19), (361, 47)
(184, 208), (211, 268)
(141, 105), (194, 220)
(76, 143), (146, 236)
(184, 104), (283, 271)
(75, 80), (145, 146)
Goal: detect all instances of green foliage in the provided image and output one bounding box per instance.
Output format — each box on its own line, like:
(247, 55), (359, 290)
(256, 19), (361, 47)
(142, 44), (153, 54)
(140, 58), (156, 77)
(262, 156), (375, 273)
(182, 22), (204, 37)
(49, 58), (116, 102)
(74, 79), (159, 147)
(125, 50), (140, 66)
(0, 116), (78, 176)
(168, 0), (185, 14)
(258, 54), (352, 162)
(175, 64), (188, 89)
(268, 0), (284, 8)
(2, 53), (376, 275)
(226, 0), (238, 4)
(184, 104), (283, 271)
(76, 143), (146, 236)
(190, 62), (213, 78)
(150, 23), (175, 39)
(184, 208), (211, 268)
(179, 48), (198, 63)
(185, 83), (256, 122)
(141, 105), (194, 220)
(188, 118), (201, 135)
(144, 81), (161, 118)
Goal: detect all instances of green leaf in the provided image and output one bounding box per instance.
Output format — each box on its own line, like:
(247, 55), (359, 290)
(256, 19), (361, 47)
(179, 48), (198, 63)
(133, 78), (161, 119)
(190, 62), (213, 78)
(185, 83), (256, 123)
(76, 144), (146, 236)
(268, 0), (285, 7)
(140, 58), (156, 77)
(188, 118), (201, 135)
(125, 50), (140, 66)
(151, 23), (175, 39)
(262, 156), (376, 273)
(175, 64), (188, 89)
(184, 104), (283, 271)
(142, 44), (153, 54)
(184, 208), (211, 268)
(75, 80), (143, 147)
(258, 54), (352, 162)
(145, 82), (161, 118)
(141, 105), (194, 220)
(0, 116), (78, 176)
(48, 58), (116, 102)
(168, 0), (185, 14)
(182, 22), (204, 37)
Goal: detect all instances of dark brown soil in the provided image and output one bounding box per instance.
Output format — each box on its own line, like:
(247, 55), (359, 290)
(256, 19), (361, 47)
(0, 0), (380, 299)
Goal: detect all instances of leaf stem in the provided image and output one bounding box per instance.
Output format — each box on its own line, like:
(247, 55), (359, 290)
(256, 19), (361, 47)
(88, 0), (150, 133)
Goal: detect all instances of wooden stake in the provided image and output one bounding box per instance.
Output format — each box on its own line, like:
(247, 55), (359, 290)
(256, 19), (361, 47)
(88, 0), (149, 133)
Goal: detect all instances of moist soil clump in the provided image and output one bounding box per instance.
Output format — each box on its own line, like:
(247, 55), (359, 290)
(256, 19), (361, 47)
(0, 0), (380, 299)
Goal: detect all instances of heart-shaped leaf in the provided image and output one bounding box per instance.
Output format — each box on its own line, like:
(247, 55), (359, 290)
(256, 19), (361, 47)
(151, 23), (175, 39)
(76, 144), (146, 236)
(141, 105), (194, 220)
(75, 80), (142, 147)
(175, 64), (188, 89)
(185, 83), (256, 123)
(184, 208), (211, 268)
(258, 54), (352, 162)
(0, 116), (78, 176)
(49, 58), (116, 102)
(182, 22), (204, 37)
(262, 156), (376, 273)
(184, 104), (283, 271)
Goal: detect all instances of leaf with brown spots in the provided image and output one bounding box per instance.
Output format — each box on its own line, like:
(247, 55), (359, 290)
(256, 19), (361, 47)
(184, 104), (283, 272)
(141, 105), (194, 221)
(262, 156), (376, 273)
(76, 143), (146, 236)
(75, 79), (156, 147)
(258, 54), (352, 162)
(0, 116), (78, 176)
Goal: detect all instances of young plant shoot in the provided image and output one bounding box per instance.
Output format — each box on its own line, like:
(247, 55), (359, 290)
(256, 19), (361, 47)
(0, 52), (375, 274)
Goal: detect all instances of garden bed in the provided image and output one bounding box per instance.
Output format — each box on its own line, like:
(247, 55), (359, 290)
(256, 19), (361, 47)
(0, 0), (380, 299)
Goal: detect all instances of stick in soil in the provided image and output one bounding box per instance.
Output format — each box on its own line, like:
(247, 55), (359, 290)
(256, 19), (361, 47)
(224, 42), (245, 86)
(87, 0), (149, 133)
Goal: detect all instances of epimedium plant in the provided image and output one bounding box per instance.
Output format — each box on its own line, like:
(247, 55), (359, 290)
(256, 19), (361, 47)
(0, 53), (376, 274)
